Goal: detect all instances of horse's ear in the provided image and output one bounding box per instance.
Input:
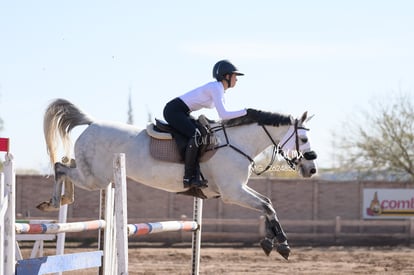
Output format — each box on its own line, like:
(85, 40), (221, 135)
(300, 111), (308, 123)
(305, 114), (315, 123)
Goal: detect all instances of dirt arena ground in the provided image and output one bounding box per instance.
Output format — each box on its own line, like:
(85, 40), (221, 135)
(20, 244), (414, 274)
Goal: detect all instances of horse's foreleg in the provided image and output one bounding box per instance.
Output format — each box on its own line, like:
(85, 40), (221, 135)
(255, 198), (289, 258)
(221, 185), (290, 259)
(243, 186), (290, 259)
(260, 216), (290, 259)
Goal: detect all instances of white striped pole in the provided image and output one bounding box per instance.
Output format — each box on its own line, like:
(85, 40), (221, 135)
(103, 182), (115, 275)
(15, 220), (106, 234)
(127, 221), (198, 236)
(15, 219), (198, 236)
(191, 197), (203, 275)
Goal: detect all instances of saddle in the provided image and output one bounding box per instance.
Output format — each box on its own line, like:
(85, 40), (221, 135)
(146, 115), (218, 163)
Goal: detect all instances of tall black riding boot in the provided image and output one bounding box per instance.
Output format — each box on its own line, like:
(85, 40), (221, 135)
(183, 137), (208, 189)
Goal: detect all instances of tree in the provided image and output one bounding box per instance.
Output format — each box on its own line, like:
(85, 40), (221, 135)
(333, 92), (414, 181)
(127, 92), (134, 125)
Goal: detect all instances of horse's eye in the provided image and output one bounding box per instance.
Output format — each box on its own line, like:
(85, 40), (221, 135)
(300, 137), (308, 143)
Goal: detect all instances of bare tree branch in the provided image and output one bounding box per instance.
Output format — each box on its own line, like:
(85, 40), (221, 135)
(333, 92), (414, 181)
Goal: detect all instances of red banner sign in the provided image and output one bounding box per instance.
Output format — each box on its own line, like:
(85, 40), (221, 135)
(0, 138), (9, 152)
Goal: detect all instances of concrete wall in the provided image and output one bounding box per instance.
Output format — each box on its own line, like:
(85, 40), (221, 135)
(16, 175), (414, 221)
(15, 175), (414, 245)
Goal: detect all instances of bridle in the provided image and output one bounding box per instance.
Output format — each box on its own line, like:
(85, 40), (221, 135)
(257, 119), (315, 175)
(211, 119), (316, 176)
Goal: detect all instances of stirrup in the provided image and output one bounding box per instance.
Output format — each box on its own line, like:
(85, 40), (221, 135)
(183, 177), (208, 189)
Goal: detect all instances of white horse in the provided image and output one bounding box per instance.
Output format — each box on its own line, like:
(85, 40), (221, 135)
(37, 98), (317, 259)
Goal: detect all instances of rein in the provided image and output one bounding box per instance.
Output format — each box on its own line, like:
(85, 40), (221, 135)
(209, 120), (308, 175)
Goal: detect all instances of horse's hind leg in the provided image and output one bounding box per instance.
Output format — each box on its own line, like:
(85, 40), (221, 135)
(61, 178), (74, 205)
(61, 158), (75, 205)
(36, 162), (74, 212)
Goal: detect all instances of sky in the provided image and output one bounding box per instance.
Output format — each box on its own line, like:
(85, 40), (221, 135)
(0, 1), (413, 172)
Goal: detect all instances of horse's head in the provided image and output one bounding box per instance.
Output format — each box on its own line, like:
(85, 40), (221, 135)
(278, 111), (317, 177)
(223, 108), (317, 177)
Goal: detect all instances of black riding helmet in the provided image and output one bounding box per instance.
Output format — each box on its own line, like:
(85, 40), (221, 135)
(212, 60), (244, 82)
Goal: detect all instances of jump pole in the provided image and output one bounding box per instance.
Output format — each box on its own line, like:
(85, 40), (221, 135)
(15, 220), (107, 234)
(113, 153), (129, 275)
(2, 153), (15, 275)
(191, 197), (203, 275)
(127, 221), (198, 236)
(103, 180), (116, 274)
(15, 219), (198, 236)
(55, 184), (68, 275)
(0, 168), (3, 274)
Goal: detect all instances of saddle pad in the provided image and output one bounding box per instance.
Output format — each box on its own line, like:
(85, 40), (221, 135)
(149, 136), (218, 163)
(150, 138), (183, 163)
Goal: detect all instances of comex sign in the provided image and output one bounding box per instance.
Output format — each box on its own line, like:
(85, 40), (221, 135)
(363, 188), (414, 219)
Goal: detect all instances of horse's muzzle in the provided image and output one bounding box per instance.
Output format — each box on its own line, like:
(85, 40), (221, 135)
(299, 159), (317, 177)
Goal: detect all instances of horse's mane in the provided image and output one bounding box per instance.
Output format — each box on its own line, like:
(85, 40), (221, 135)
(223, 109), (293, 127)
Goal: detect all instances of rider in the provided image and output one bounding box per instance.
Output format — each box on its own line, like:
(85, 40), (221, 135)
(163, 60), (247, 189)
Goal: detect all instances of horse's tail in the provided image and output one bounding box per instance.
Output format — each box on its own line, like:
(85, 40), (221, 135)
(44, 98), (95, 165)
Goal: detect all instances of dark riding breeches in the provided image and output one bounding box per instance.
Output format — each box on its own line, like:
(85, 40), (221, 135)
(163, 97), (196, 138)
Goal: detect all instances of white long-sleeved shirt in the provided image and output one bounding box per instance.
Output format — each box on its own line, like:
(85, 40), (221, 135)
(179, 81), (247, 120)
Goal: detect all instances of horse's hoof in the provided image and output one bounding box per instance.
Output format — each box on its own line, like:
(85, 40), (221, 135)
(61, 196), (73, 205)
(36, 201), (60, 212)
(259, 238), (274, 256)
(276, 243), (290, 260)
